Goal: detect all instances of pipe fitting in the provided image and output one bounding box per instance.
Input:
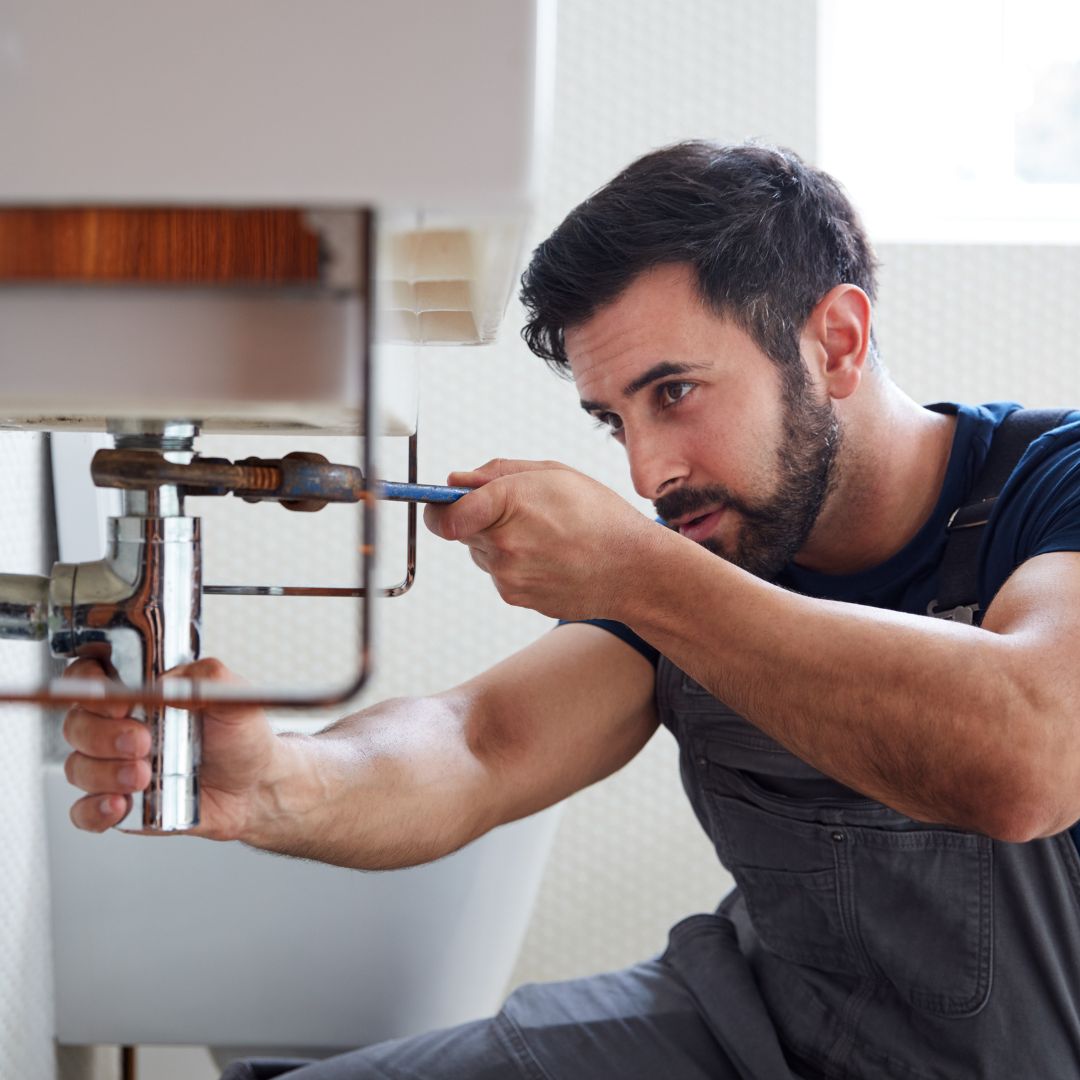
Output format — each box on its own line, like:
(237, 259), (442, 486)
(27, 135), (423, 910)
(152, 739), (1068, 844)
(0, 573), (50, 641)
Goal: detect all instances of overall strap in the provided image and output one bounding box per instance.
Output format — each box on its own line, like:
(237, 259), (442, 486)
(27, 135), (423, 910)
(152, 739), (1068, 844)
(928, 408), (1073, 624)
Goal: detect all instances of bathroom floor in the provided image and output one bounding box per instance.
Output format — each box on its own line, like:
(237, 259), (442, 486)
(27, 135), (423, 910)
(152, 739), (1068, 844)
(138, 1046), (219, 1080)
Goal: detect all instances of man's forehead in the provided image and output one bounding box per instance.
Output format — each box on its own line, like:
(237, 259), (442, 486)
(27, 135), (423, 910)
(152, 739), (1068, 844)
(566, 267), (704, 389)
(567, 323), (657, 395)
(567, 290), (761, 410)
(567, 264), (696, 349)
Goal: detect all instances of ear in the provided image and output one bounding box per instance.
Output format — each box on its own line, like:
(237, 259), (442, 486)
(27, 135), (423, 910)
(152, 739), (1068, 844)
(800, 284), (872, 401)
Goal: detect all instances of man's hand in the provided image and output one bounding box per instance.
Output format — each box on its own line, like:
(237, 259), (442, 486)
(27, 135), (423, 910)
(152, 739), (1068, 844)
(61, 657), (291, 841)
(423, 459), (658, 621)
(61, 627), (659, 869)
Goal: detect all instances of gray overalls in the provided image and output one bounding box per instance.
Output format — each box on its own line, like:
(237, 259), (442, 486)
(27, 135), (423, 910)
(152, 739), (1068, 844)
(652, 657), (1080, 1078)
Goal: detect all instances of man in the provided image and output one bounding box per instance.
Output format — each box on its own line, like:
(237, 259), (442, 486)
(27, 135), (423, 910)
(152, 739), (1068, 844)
(64, 143), (1080, 1078)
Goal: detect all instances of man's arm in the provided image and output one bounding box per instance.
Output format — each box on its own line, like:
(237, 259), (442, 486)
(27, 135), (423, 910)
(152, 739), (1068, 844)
(620, 536), (1080, 843)
(424, 462), (1080, 844)
(63, 624), (657, 869)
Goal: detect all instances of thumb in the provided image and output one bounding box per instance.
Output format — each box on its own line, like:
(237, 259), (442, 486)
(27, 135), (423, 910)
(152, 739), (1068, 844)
(424, 483), (507, 541)
(162, 658), (251, 724)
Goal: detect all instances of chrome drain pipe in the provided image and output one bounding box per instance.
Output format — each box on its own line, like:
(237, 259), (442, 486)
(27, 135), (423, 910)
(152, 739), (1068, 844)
(0, 422), (203, 833)
(51, 514), (203, 833)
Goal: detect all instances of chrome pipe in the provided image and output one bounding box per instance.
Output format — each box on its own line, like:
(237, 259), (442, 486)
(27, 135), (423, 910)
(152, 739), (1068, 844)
(49, 515), (202, 832)
(0, 573), (50, 641)
(45, 420), (205, 833)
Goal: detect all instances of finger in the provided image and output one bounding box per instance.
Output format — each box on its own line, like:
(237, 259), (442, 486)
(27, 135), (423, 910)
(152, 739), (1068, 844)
(61, 659), (131, 719)
(64, 751), (150, 796)
(423, 501), (454, 539)
(163, 657), (253, 725)
(63, 707), (151, 759)
(166, 656), (243, 686)
(446, 469), (492, 489)
(70, 792), (132, 833)
(447, 458), (567, 488)
(63, 657), (108, 680)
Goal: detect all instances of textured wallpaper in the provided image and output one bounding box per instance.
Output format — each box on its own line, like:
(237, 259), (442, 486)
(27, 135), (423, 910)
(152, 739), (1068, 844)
(875, 243), (1080, 407)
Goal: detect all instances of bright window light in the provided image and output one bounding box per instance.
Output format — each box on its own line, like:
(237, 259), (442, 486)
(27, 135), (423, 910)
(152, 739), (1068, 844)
(818, 0), (1080, 243)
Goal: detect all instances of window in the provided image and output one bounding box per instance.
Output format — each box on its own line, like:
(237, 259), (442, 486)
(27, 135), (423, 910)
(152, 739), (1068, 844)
(818, 0), (1080, 242)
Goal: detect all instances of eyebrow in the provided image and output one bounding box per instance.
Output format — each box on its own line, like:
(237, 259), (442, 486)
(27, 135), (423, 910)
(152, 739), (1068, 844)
(579, 360), (709, 415)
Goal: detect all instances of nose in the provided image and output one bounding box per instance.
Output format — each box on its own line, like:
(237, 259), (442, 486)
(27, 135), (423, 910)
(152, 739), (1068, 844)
(624, 428), (688, 501)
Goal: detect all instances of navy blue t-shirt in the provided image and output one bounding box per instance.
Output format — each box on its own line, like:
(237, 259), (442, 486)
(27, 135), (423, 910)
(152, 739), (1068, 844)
(566, 402), (1080, 846)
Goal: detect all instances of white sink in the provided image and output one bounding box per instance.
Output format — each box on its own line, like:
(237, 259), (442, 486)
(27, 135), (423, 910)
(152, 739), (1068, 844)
(44, 762), (559, 1049)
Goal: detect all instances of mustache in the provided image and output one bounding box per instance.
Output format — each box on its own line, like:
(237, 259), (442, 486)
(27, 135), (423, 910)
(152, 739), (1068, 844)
(655, 484), (764, 525)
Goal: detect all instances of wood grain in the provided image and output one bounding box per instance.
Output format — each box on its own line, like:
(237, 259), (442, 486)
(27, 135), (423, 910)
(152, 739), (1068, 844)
(0, 208), (323, 283)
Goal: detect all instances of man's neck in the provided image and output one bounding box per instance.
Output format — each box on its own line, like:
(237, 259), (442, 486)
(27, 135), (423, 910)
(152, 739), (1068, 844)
(793, 383), (957, 576)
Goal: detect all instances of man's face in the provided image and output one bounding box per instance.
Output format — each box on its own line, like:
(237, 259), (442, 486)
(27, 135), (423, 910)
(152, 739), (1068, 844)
(566, 264), (840, 579)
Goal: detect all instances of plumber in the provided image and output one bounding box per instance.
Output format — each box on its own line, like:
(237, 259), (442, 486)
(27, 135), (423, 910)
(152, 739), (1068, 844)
(64, 142), (1080, 1079)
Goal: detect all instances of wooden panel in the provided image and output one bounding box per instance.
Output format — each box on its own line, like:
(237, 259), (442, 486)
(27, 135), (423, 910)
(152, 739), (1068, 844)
(0, 209), (322, 283)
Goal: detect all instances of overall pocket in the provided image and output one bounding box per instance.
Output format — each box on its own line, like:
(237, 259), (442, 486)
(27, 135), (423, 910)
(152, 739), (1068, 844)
(707, 794), (859, 978)
(707, 790), (995, 1019)
(845, 823), (994, 1018)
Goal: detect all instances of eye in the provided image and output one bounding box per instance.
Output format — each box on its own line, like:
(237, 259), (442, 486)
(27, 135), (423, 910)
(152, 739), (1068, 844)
(659, 381), (695, 408)
(593, 411), (624, 435)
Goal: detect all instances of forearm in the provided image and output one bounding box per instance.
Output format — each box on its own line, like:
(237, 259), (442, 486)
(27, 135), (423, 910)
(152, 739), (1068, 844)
(617, 530), (1041, 838)
(243, 694), (496, 869)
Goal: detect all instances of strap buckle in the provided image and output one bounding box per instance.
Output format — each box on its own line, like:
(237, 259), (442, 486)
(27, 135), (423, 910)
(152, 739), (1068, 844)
(926, 599), (980, 625)
(946, 497), (997, 531)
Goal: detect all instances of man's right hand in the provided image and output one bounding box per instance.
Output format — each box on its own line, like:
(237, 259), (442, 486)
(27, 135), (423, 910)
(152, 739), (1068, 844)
(62, 656), (288, 841)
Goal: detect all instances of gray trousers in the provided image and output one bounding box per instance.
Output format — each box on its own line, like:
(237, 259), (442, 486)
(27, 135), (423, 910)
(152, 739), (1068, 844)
(219, 912), (814, 1080)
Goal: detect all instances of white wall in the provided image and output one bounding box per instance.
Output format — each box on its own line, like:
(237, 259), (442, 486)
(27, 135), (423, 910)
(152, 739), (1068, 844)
(0, 432), (56, 1079)
(875, 243), (1080, 405)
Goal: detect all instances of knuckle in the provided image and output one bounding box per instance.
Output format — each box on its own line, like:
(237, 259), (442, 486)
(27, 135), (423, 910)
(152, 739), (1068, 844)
(202, 657), (229, 680)
(498, 585), (525, 608)
(194, 652), (223, 678)
(62, 657), (101, 681)
(186, 656), (228, 682)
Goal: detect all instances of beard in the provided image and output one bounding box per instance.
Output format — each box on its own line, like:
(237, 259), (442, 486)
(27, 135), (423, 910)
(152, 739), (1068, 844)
(654, 386), (841, 580)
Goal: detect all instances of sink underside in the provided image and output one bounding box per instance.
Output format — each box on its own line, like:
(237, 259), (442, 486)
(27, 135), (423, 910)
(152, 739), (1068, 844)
(0, 289), (420, 436)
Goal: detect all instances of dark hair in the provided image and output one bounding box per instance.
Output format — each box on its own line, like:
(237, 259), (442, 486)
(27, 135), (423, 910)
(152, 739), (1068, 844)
(520, 141), (879, 395)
